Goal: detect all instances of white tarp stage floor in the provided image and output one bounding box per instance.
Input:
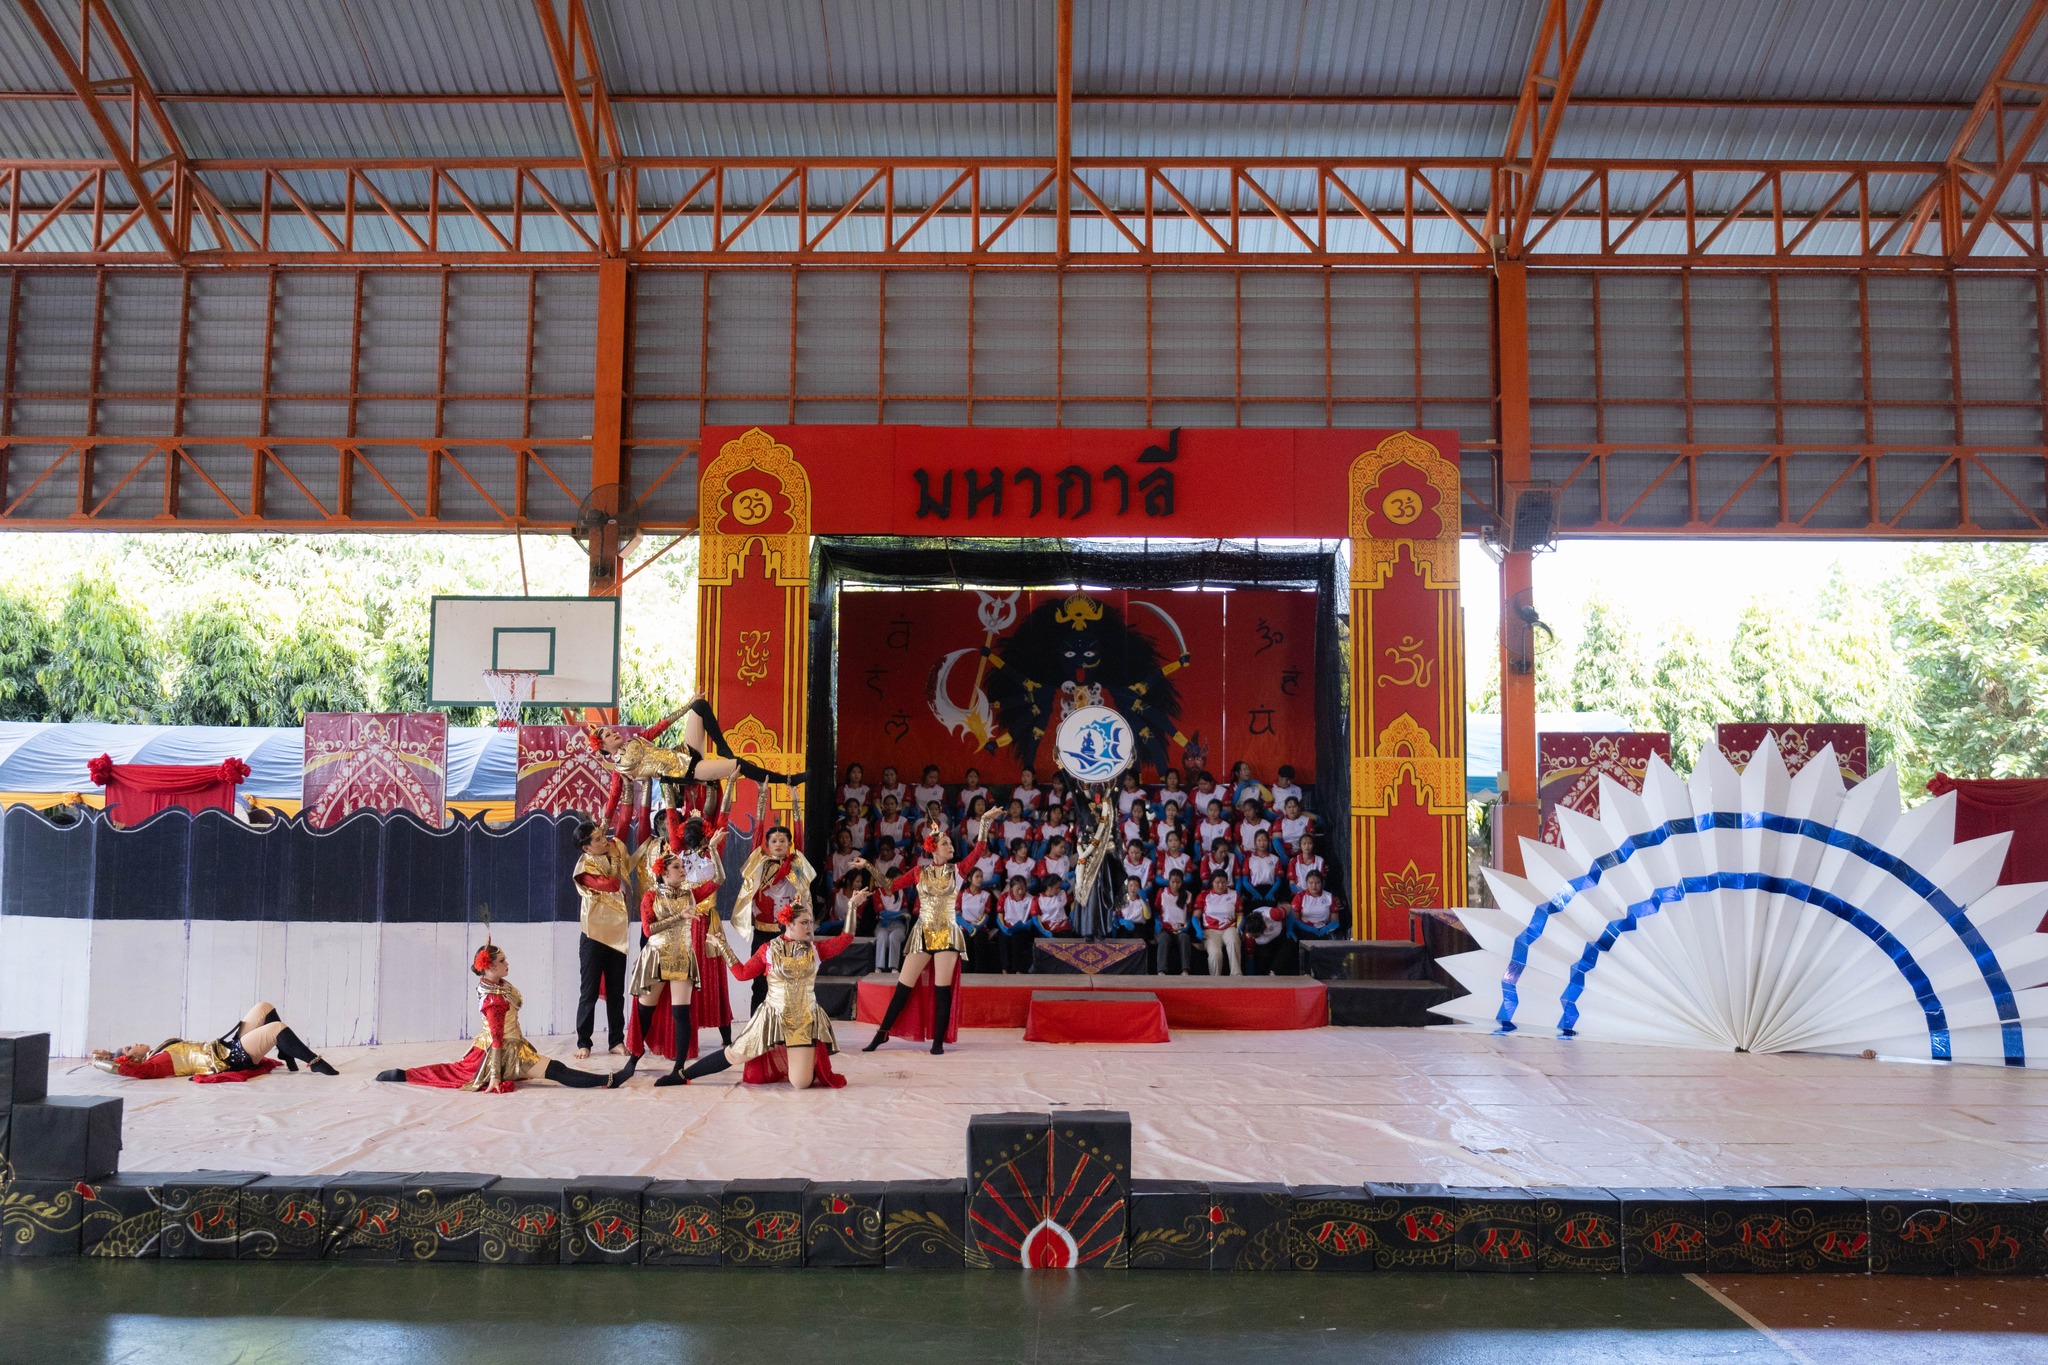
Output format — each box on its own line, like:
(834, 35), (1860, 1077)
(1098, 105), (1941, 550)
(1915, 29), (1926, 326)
(45, 1027), (2048, 1189)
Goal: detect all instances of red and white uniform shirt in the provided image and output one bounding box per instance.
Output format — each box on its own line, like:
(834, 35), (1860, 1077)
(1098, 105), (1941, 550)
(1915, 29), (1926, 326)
(1003, 854), (1038, 885)
(1243, 851), (1282, 893)
(1036, 891), (1071, 933)
(913, 782), (948, 812)
(1237, 817), (1273, 848)
(1121, 853), (1154, 887)
(1157, 850), (1192, 881)
(958, 888), (992, 928)
(1279, 814), (1314, 849)
(1200, 889), (1241, 932)
(1039, 853), (1073, 883)
(837, 782), (871, 810)
(1197, 818), (1232, 849)
(1290, 853), (1327, 888)
(1001, 817), (1036, 846)
(1001, 893), (1037, 929)
(1294, 890), (1337, 931)
(1157, 888), (1191, 930)
(1117, 787), (1152, 816)
(1013, 784), (1045, 811)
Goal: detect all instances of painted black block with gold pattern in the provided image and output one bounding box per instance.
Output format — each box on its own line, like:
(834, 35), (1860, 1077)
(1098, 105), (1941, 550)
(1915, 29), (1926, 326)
(643, 1180), (724, 1266)
(1362, 1182), (1458, 1271)
(1534, 1186), (1621, 1273)
(1616, 1188), (1709, 1275)
(1129, 1179), (1212, 1270)
(564, 1177), (651, 1265)
(323, 1171), (408, 1261)
(160, 1173), (263, 1259)
(401, 1173), (500, 1262)
(1290, 1185), (1377, 1271)
(966, 1110), (1130, 1269)
(806, 1181), (886, 1267)
(1701, 1188), (1788, 1273)
(1, 1177), (85, 1256)
(882, 1179), (968, 1269)
(1451, 1187), (1540, 1272)
(238, 1176), (329, 1260)
(721, 1179), (806, 1268)
(1952, 1190), (2048, 1276)
(1860, 1190), (1954, 1275)
(1770, 1187), (1870, 1272)
(1208, 1182), (1294, 1271)
(477, 1179), (565, 1265)
(81, 1172), (179, 1258)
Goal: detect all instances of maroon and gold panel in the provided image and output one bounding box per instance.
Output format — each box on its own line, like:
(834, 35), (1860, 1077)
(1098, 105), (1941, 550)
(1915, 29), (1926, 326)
(1717, 723), (1869, 783)
(1537, 732), (1674, 846)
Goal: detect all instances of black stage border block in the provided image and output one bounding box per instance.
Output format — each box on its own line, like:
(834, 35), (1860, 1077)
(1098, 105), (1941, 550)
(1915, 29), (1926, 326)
(1701, 1188), (1790, 1274)
(1362, 1182), (1459, 1271)
(1770, 1187), (1871, 1273)
(643, 1180), (725, 1267)
(883, 1179), (968, 1269)
(1, 1178), (86, 1256)
(0, 1105), (9, 1168)
(806, 1181), (887, 1268)
(564, 1177), (652, 1265)
(721, 1178), (807, 1268)
(81, 1172), (183, 1259)
(400, 1172), (501, 1263)
(1129, 1179), (1213, 1270)
(1209, 1182), (1294, 1272)
(1616, 1188), (1709, 1275)
(478, 1179), (566, 1265)
(1859, 1189), (1955, 1276)
(1058, 1110), (1133, 1270)
(1291, 1185), (1378, 1272)
(966, 1112), (1050, 1270)
(159, 1172), (265, 1260)
(1533, 1186), (1622, 1274)
(9, 1095), (123, 1181)
(1451, 1187), (1542, 1273)
(0, 1031), (51, 1104)
(1950, 1190), (2048, 1277)
(238, 1176), (329, 1261)
(324, 1171), (409, 1262)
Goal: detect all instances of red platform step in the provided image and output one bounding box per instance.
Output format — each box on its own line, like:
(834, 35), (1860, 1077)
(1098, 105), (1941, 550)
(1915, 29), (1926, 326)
(1023, 992), (1171, 1044)
(856, 974), (1326, 1031)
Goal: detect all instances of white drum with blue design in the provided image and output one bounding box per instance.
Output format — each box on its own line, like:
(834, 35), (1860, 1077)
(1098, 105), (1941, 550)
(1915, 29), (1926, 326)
(1053, 705), (1137, 785)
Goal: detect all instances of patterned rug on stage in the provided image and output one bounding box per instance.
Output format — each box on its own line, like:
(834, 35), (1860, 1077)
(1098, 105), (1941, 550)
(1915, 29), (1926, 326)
(1032, 940), (1147, 975)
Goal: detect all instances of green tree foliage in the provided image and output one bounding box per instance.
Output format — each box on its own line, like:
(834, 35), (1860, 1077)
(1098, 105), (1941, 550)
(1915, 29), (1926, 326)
(163, 603), (281, 726)
(1888, 544), (2048, 784)
(1812, 565), (1911, 771)
(0, 587), (55, 721)
(1569, 595), (1658, 728)
(36, 577), (165, 722)
(271, 620), (371, 723)
(1650, 624), (1733, 770)
(1727, 599), (1827, 724)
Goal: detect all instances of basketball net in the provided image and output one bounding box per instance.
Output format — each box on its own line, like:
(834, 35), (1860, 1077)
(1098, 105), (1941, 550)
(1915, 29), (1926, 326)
(481, 669), (539, 729)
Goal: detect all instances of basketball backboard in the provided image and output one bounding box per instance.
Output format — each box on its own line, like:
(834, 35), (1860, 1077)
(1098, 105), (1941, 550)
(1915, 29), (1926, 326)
(427, 595), (621, 707)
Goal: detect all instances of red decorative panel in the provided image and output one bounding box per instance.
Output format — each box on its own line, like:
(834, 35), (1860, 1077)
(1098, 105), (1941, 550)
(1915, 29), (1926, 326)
(515, 725), (613, 819)
(1717, 724), (1869, 782)
(1537, 732), (1674, 846)
(301, 713), (448, 828)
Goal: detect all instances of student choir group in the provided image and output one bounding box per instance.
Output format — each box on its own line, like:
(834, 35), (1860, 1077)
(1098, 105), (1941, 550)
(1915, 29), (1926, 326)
(89, 699), (1342, 1096)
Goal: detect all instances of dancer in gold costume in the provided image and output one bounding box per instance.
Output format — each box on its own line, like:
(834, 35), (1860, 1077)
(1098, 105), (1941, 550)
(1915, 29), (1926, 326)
(376, 943), (606, 1092)
(859, 810), (997, 1056)
(677, 892), (867, 1090)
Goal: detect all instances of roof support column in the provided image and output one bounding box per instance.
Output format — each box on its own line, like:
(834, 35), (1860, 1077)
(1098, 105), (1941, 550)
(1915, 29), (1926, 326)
(1055, 0), (1073, 261)
(588, 257), (629, 599)
(1493, 260), (1540, 875)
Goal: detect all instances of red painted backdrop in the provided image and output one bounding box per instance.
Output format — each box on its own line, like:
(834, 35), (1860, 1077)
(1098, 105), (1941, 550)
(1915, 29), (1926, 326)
(515, 725), (614, 819)
(835, 588), (1318, 785)
(301, 712), (448, 828)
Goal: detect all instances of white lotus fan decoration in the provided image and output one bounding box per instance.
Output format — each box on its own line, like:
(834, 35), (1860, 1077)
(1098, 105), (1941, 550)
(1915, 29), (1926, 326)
(1436, 735), (2048, 1068)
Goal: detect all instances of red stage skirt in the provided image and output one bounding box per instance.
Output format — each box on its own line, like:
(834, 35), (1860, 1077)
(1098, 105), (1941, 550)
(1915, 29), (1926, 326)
(880, 961), (965, 1044)
(622, 919), (737, 1061)
(741, 1042), (846, 1089)
(404, 1046), (504, 1092)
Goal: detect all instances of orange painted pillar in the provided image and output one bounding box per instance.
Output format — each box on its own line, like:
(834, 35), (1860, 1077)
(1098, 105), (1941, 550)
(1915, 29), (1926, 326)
(1493, 261), (1540, 874)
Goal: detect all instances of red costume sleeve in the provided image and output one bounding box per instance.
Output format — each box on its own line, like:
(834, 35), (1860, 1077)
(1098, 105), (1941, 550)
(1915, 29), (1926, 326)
(480, 991), (508, 1049)
(576, 871), (623, 892)
(887, 864), (921, 893)
(640, 715), (675, 741)
(116, 1052), (175, 1080)
(730, 943), (773, 981)
(640, 888), (659, 935)
(817, 931), (857, 959)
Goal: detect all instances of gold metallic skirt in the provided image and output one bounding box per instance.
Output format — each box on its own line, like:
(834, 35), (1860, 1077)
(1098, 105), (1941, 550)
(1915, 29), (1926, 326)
(629, 929), (696, 994)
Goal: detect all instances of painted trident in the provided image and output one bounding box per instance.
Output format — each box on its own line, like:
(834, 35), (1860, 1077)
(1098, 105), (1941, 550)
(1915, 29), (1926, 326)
(927, 590), (1019, 747)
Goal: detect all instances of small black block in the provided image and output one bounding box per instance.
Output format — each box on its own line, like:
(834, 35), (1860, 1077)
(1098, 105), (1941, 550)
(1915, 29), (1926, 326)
(1209, 1182), (1295, 1271)
(0, 1031), (51, 1104)
(1452, 1187), (1542, 1272)
(807, 1181), (887, 1267)
(966, 1111), (1131, 1268)
(9, 1096), (123, 1180)
(1616, 1188), (1709, 1274)
(1326, 980), (1454, 1027)
(160, 1172), (265, 1259)
(1291, 1185), (1378, 1272)
(1129, 1179), (1213, 1270)
(720, 1178), (807, 1268)
(882, 1179), (968, 1269)
(237, 1177), (329, 1261)
(643, 1180), (724, 1266)
(0, 1178), (87, 1256)
(1701, 1188), (1789, 1274)
(1859, 1190), (1954, 1276)
(1772, 1187), (1870, 1273)
(400, 1172), (500, 1262)
(81, 1172), (181, 1258)
(323, 1172), (409, 1261)
(563, 1177), (651, 1264)
(478, 1179), (566, 1264)
(1362, 1183), (1459, 1271)
(1533, 1186), (1622, 1274)
(1953, 1190), (2048, 1276)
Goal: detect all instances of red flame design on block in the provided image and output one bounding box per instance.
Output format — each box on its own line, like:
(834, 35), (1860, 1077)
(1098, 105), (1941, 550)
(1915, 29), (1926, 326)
(1020, 1219), (1079, 1268)
(969, 1130), (1127, 1268)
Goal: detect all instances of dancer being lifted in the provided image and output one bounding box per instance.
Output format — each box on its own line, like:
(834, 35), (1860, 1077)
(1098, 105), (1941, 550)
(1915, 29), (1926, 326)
(591, 696), (806, 803)
(860, 809), (997, 1056)
(91, 1001), (336, 1081)
(675, 890), (868, 1090)
(609, 815), (737, 1088)
(376, 942), (607, 1093)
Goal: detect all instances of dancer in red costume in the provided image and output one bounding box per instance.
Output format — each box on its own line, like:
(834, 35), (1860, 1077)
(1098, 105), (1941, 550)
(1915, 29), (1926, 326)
(621, 802), (738, 1066)
(91, 1001), (335, 1081)
(677, 893), (867, 1090)
(375, 943), (607, 1093)
(859, 809), (997, 1056)
(608, 816), (738, 1088)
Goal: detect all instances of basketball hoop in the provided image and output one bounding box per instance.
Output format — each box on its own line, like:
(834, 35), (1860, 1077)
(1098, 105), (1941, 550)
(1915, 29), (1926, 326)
(481, 669), (539, 729)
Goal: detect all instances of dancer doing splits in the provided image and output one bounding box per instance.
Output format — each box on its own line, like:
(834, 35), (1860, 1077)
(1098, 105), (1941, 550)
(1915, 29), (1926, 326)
(377, 944), (606, 1093)
(91, 1001), (335, 1080)
(610, 836), (736, 1088)
(860, 810), (997, 1056)
(677, 893), (867, 1090)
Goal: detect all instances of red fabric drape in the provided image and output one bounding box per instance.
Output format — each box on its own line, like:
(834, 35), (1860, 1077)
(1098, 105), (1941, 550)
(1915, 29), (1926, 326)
(88, 755), (250, 827)
(1929, 775), (2048, 924)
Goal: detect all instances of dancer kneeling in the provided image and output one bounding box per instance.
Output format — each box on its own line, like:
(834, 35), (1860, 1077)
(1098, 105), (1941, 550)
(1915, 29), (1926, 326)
(679, 892), (866, 1090)
(377, 944), (606, 1093)
(861, 810), (996, 1056)
(610, 841), (735, 1088)
(92, 1001), (334, 1080)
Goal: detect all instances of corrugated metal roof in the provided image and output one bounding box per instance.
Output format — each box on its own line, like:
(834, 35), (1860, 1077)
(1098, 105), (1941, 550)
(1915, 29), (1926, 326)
(0, 2), (69, 91)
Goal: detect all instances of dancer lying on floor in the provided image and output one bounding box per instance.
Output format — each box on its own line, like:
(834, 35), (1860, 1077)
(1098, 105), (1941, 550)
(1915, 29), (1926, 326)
(91, 1001), (335, 1080)
(859, 810), (997, 1056)
(376, 943), (606, 1093)
(675, 891), (867, 1090)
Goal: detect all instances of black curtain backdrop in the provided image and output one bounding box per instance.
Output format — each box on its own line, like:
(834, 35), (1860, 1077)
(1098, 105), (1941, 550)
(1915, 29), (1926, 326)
(806, 537), (1351, 905)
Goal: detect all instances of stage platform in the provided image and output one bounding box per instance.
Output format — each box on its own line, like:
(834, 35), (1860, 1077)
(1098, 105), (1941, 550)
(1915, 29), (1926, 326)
(40, 1027), (2048, 1190)
(857, 973), (1328, 1031)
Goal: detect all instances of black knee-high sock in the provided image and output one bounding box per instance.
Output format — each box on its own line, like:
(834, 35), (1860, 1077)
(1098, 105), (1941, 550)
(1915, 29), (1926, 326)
(632, 1001), (656, 1055)
(261, 1007), (281, 1026)
(930, 985), (954, 1056)
(734, 757), (804, 787)
(864, 983), (913, 1050)
(273, 1026), (315, 1063)
(376, 1068), (407, 1082)
(671, 1000), (693, 1065)
(682, 1047), (732, 1081)
(543, 1059), (606, 1089)
(681, 698), (731, 758)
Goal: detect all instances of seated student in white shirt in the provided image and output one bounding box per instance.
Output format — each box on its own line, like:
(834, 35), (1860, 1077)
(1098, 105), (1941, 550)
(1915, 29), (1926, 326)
(1155, 828), (1193, 888)
(1276, 794), (1316, 855)
(1196, 798), (1233, 854)
(1235, 799), (1274, 853)
(1037, 835), (1075, 891)
(837, 762), (873, 816)
(1229, 759), (1270, 810)
(998, 874), (1038, 974)
(830, 868), (872, 935)
(913, 765), (948, 819)
(967, 828), (1002, 885)
(999, 799), (1037, 851)
(956, 768), (991, 823)
(1270, 765), (1305, 814)
(1245, 890), (1292, 977)
(872, 878), (910, 973)
(1115, 770), (1151, 817)
(1112, 877), (1152, 943)
(1290, 868), (1342, 946)
(1199, 837), (1239, 892)
(1120, 843), (1155, 898)
(1033, 876), (1072, 940)
(868, 836), (905, 887)
(957, 866), (1000, 973)
(1038, 806), (1073, 852)
(1154, 868), (1195, 975)
(1012, 767), (1045, 813)
(828, 826), (862, 882)
(875, 765), (909, 812)
(1158, 768), (1189, 818)
(1287, 830), (1327, 892)
(840, 798), (871, 854)
(1197, 870), (1244, 977)
(1119, 803), (1153, 853)
(874, 793), (910, 852)
(1002, 837), (1039, 890)
(1238, 829), (1288, 914)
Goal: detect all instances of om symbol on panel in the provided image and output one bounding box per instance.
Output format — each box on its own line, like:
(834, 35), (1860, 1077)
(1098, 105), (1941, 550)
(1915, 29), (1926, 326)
(732, 488), (775, 526)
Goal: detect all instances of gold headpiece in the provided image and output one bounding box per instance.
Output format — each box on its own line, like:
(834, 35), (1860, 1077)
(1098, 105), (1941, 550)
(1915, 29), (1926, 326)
(1054, 594), (1103, 630)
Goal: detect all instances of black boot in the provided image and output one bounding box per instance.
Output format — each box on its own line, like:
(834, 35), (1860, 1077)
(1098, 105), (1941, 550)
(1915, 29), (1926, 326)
(376, 1068), (407, 1083)
(681, 698), (733, 758)
(930, 985), (954, 1056)
(864, 983), (913, 1051)
(735, 757), (804, 787)
(543, 1059), (607, 1089)
(654, 1001), (694, 1086)
(273, 1026), (335, 1075)
(719, 1025), (733, 1047)
(681, 1047), (732, 1082)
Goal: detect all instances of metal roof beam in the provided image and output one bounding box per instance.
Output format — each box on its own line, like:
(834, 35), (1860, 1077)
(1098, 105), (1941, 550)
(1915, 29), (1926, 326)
(1495, 0), (1604, 258)
(1948, 0), (2048, 259)
(533, 0), (623, 256)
